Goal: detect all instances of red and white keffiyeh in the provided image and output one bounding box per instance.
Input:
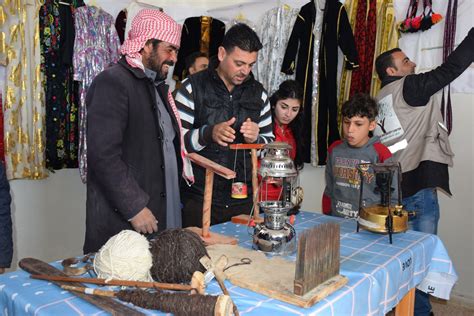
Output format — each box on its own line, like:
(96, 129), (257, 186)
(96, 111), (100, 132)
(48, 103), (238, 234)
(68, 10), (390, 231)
(121, 9), (194, 184)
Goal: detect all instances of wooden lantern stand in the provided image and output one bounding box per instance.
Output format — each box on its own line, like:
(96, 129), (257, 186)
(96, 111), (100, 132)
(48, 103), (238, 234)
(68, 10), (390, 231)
(185, 153), (238, 245)
(229, 143), (265, 225)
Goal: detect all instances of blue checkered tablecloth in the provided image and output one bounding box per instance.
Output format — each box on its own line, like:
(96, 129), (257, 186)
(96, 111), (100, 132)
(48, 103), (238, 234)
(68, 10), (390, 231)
(0, 212), (457, 315)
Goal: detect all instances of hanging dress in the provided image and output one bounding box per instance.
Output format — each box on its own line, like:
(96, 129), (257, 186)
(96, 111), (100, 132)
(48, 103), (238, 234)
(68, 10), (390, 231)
(40, 0), (84, 171)
(254, 5), (299, 94)
(73, 5), (120, 182)
(2, 0), (47, 179)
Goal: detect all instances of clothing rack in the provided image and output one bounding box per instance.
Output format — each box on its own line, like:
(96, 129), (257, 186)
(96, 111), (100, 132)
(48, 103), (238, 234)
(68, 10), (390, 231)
(206, 0), (267, 13)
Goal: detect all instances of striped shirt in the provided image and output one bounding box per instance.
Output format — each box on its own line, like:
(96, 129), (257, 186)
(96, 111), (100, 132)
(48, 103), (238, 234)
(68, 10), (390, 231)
(175, 77), (274, 153)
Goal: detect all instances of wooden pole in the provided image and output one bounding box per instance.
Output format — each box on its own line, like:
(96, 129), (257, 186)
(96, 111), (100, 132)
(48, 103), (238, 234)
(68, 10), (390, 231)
(250, 148), (260, 219)
(31, 274), (195, 292)
(202, 169), (214, 238)
(185, 152), (237, 245)
(61, 285), (116, 297)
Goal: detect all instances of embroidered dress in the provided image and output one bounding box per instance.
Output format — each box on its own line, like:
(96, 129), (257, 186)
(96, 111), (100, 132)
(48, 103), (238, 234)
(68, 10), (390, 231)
(2, 0), (46, 179)
(349, 0), (377, 96)
(40, 0), (84, 171)
(254, 5), (299, 94)
(73, 5), (120, 182)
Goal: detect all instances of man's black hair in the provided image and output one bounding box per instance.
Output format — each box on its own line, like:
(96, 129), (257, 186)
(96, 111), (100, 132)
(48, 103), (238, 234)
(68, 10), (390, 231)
(185, 51), (208, 72)
(342, 93), (378, 121)
(221, 23), (262, 53)
(375, 48), (401, 82)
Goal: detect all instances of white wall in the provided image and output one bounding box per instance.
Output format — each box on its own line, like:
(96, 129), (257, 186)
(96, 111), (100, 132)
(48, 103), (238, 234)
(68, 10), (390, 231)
(5, 0), (473, 306)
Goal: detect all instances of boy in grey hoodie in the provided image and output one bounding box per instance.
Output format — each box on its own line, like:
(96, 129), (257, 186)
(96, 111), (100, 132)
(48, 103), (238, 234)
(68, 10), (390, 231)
(323, 93), (397, 218)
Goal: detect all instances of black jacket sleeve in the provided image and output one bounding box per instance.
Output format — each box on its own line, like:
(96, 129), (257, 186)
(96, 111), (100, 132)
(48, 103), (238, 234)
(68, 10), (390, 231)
(337, 5), (359, 70)
(281, 11), (306, 75)
(0, 163), (12, 268)
(404, 27), (474, 106)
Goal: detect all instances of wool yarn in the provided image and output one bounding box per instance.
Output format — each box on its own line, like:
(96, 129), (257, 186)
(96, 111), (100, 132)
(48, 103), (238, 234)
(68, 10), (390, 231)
(150, 229), (208, 284)
(117, 289), (233, 316)
(93, 230), (153, 282)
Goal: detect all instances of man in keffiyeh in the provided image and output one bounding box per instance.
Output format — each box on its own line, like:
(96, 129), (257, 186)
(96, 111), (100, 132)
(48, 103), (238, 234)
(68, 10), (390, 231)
(84, 9), (192, 253)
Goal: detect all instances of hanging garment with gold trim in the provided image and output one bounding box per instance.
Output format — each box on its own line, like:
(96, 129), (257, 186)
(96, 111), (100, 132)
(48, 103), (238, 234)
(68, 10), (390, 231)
(1, 0), (47, 180)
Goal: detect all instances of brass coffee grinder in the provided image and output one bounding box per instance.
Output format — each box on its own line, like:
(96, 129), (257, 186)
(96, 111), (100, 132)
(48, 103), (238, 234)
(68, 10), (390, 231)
(252, 142), (300, 255)
(356, 162), (409, 244)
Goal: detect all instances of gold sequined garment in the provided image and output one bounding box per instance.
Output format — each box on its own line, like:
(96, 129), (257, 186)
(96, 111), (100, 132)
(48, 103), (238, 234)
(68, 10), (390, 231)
(0, 0), (47, 179)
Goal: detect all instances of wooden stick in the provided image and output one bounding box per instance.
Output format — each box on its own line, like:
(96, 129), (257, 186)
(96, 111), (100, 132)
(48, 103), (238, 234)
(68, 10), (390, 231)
(31, 274), (194, 292)
(20, 257), (144, 315)
(229, 144), (265, 150)
(187, 153), (236, 179)
(61, 285), (116, 297)
(250, 148), (260, 218)
(202, 169), (214, 238)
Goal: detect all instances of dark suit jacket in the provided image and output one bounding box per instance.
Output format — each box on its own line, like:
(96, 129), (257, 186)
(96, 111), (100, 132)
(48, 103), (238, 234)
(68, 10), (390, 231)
(84, 57), (182, 253)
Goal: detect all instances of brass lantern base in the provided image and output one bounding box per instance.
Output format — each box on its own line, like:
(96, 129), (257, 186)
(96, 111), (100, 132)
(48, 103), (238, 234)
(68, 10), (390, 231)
(358, 205), (408, 233)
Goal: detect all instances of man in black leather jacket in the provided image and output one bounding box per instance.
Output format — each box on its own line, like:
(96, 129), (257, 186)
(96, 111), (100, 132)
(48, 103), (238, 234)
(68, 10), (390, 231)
(175, 23), (274, 227)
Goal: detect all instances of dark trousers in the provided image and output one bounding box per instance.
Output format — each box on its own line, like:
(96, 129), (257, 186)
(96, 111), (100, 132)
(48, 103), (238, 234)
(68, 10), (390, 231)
(181, 195), (252, 228)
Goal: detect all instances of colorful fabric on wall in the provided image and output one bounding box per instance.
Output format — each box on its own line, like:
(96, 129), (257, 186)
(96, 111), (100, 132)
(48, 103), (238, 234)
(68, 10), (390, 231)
(440, 0), (458, 135)
(173, 16), (225, 81)
(349, 0), (377, 97)
(339, 0), (398, 107)
(395, 0), (473, 94)
(254, 5), (299, 94)
(370, 0), (399, 97)
(73, 5), (120, 183)
(1, 0), (47, 180)
(40, 0), (83, 171)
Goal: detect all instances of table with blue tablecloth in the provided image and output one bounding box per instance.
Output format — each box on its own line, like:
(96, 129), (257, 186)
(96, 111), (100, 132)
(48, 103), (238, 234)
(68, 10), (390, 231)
(0, 212), (457, 315)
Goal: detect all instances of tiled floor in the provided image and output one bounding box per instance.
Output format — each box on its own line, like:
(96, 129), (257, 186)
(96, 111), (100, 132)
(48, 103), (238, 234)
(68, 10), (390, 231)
(431, 299), (474, 316)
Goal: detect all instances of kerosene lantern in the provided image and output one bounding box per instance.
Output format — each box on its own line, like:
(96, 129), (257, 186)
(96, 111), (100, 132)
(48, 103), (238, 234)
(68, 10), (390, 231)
(356, 162), (409, 244)
(252, 142), (299, 255)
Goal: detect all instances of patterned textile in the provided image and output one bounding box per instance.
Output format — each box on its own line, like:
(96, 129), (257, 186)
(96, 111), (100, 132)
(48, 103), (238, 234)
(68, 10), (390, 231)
(73, 5), (120, 183)
(121, 9), (181, 59)
(2, 0), (47, 179)
(254, 5), (299, 94)
(370, 0), (399, 97)
(350, 0), (377, 96)
(40, 0), (84, 171)
(310, 0), (326, 165)
(0, 212), (458, 315)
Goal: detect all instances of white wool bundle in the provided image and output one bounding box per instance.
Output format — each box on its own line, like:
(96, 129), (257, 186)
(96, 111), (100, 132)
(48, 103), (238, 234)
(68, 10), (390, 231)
(93, 230), (153, 282)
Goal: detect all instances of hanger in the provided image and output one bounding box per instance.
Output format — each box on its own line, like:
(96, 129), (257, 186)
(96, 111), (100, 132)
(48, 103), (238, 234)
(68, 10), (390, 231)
(207, 0), (266, 14)
(58, 0), (71, 5)
(86, 0), (100, 8)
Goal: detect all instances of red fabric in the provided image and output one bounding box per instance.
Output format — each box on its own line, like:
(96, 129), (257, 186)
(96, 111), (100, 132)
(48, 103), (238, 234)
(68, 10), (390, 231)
(350, 0), (377, 96)
(373, 142), (392, 162)
(121, 9), (182, 59)
(322, 193), (332, 215)
(258, 124), (296, 201)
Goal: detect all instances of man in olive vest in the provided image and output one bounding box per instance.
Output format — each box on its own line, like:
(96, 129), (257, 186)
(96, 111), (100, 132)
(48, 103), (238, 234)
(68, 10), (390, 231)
(374, 27), (473, 316)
